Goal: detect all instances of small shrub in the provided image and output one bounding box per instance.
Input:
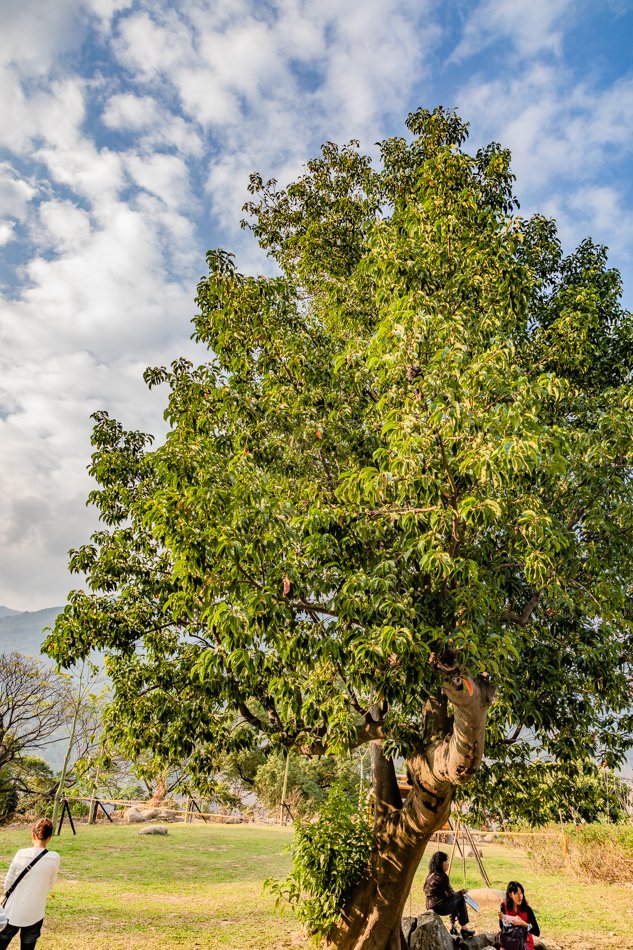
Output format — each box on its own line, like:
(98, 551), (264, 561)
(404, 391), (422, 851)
(265, 785), (373, 939)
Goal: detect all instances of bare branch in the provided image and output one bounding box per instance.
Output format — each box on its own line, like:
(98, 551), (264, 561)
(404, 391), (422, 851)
(290, 599), (338, 618)
(299, 720), (386, 756)
(364, 506), (440, 520)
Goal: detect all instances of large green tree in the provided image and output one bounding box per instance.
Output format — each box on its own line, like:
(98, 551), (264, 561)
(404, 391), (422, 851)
(48, 108), (633, 950)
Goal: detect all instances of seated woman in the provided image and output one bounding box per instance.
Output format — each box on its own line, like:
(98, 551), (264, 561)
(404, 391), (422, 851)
(423, 850), (474, 939)
(499, 881), (540, 950)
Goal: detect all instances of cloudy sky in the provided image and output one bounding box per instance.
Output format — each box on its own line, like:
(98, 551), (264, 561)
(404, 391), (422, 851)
(1, 0), (632, 611)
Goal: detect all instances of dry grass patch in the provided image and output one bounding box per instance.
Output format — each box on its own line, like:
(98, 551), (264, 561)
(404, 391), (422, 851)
(529, 826), (633, 884)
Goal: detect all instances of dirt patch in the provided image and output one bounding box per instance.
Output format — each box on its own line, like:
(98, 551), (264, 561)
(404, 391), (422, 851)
(563, 936), (633, 950)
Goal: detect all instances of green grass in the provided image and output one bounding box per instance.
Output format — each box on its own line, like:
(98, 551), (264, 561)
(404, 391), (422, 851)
(0, 823), (300, 949)
(1, 824), (632, 948)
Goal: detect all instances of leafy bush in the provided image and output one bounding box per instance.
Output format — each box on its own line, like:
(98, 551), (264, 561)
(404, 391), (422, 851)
(266, 786), (373, 938)
(0, 768), (19, 823)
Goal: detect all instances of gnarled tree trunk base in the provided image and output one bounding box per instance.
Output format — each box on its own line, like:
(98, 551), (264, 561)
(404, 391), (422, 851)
(325, 792), (453, 950)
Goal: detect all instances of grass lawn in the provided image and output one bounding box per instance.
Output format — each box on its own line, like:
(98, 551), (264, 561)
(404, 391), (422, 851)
(1, 823), (632, 949)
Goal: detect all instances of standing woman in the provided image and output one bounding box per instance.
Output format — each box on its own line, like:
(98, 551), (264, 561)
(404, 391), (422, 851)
(0, 818), (60, 948)
(423, 850), (474, 938)
(499, 881), (540, 950)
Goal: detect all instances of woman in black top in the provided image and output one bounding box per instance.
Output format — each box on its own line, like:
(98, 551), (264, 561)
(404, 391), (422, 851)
(423, 850), (474, 938)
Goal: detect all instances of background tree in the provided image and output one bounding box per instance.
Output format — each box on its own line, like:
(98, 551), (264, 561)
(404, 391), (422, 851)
(48, 107), (633, 950)
(464, 758), (631, 827)
(0, 652), (71, 773)
(0, 652), (75, 824)
(0, 756), (57, 823)
(253, 750), (365, 815)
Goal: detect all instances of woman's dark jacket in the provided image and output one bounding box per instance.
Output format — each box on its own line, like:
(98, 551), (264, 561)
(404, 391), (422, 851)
(424, 870), (454, 909)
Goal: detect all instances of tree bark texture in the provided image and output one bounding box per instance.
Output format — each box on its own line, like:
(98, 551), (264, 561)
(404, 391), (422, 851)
(325, 675), (495, 950)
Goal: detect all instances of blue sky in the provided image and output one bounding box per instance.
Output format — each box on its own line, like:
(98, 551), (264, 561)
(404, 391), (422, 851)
(1, 0), (632, 609)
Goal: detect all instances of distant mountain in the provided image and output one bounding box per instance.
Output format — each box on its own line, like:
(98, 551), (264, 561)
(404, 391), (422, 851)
(0, 606), (63, 658)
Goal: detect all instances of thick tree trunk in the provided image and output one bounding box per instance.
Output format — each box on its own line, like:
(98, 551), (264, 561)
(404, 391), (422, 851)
(325, 674), (495, 950)
(325, 782), (453, 950)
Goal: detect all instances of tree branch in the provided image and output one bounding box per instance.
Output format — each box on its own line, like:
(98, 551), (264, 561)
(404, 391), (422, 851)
(407, 674), (496, 792)
(238, 702), (263, 730)
(363, 506), (440, 520)
(502, 724), (523, 745)
(290, 599), (338, 618)
(504, 591), (541, 627)
(299, 720), (386, 756)
(427, 674), (496, 785)
(370, 739), (403, 826)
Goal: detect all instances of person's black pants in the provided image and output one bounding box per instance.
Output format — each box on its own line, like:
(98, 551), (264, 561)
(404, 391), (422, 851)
(433, 893), (469, 927)
(0, 919), (44, 948)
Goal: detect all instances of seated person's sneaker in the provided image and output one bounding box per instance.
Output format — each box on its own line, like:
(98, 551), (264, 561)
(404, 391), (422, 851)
(460, 928), (475, 938)
(449, 925), (459, 935)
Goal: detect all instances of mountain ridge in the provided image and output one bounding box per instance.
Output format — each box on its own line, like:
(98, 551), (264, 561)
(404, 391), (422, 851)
(0, 605), (64, 658)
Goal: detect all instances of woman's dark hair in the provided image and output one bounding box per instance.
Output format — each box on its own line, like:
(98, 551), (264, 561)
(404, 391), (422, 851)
(32, 818), (53, 841)
(428, 851), (449, 874)
(505, 881), (527, 912)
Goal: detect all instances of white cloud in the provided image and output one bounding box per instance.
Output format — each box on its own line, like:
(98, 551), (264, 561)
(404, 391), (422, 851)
(568, 185), (633, 253)
(0, 75), (86, 153)
(451, 0), (574, 61)
(87, 0), (134, 25)
(125, 152), (194, 211)
(197, 18), (287, 104)
(102, 92), (204, 156)
(102, 92), (162, 130)
(36, 140), (123, 205)
(457, 67), (633, 195)
(0, 0), (86, 76)
(111, 9), (195, 83)
(0, 164), (36, 219)
(0, 489), (98, 607)
(454, 35), (633, 324)
(0, 222), (15, 246)
(36, 200), (93, 254)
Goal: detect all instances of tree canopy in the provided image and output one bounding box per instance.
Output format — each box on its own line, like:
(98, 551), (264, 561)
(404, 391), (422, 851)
(47, 107), (633, 949)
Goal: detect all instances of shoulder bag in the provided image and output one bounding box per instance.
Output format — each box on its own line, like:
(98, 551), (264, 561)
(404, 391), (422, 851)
(499, 924), (527, 950)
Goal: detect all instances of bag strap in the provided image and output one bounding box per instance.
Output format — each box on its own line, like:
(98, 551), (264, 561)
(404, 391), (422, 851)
(2, 849), (48, 904)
